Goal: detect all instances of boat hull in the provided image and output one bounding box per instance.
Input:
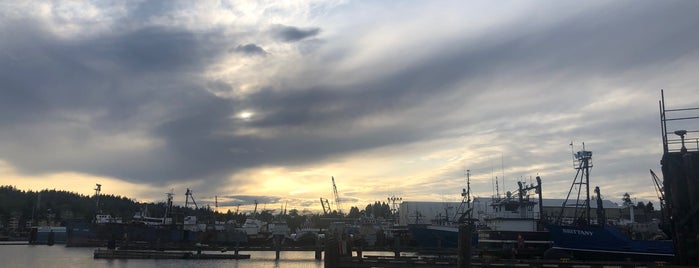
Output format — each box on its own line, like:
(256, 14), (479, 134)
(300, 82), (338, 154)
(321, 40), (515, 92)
(477, 230), (550, 258)
(408, 224), (462, 249)
(545, 224), (673, 262)
(409, 224), (551, 258)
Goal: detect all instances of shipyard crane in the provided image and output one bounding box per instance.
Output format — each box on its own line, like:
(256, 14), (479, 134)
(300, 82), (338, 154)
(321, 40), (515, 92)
(649, 169), (666, 210)
(320, 197), (332, 215)
(252, 200), (258, 218)
(650, 169), (670, 225)
(332, 176), (343, 215)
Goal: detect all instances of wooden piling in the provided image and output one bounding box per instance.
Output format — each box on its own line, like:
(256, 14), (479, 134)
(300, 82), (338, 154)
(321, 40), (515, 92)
(315, 236), (322, 260)
(393, 233), (401, 257)
(458, 224), (473, 268)
(324, 232), (338, 267)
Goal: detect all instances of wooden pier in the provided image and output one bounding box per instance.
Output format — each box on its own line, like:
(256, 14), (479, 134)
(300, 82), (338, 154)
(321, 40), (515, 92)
(337, 256), (675, 268)
(93, 249), (251, 259)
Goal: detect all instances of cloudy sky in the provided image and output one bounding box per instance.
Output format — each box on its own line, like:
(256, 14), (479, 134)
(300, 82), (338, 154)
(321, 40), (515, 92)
(2, 0), (699, 214)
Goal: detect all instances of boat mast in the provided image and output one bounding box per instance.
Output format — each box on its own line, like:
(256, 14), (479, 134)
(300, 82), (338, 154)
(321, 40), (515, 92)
(185, 188), (198, 209)
(94, 183), (102, 215)
(536, 176), (543, 222)
(165, 191), (173, 225)
(455, 169), (473, 223)
(557, 143), (593, 225)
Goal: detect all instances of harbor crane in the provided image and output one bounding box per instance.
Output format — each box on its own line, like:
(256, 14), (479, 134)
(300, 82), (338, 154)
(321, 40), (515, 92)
(332, 176), (343, 215)
(650, 169), (666, 210)
(320, 197), (332, 215)
(650, 169), (669, 223)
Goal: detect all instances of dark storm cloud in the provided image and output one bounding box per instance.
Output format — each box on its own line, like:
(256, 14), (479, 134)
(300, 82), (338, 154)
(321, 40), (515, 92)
(0, 19), (236, 184)
(232, 43), (267, 56)
(271, 25), (321, 42)
(90, 27), (214, 73)
(1, 1), (698, 200)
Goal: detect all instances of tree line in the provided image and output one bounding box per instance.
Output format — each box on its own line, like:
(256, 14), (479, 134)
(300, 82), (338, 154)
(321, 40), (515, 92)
(0, 185), (397, 235)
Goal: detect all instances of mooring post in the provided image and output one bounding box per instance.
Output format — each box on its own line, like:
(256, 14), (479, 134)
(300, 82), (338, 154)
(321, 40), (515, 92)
(47, 230), (55, 246)
(458, 223), (473, 268)
(393, 233), (401, 257)
(315, 235), (322, 260)
(274, 235), (281, 260)
(315, 248), (322, 260)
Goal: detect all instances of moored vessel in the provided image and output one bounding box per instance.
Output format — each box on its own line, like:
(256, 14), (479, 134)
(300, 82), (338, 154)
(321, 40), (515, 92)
(544, 147), (674, 262)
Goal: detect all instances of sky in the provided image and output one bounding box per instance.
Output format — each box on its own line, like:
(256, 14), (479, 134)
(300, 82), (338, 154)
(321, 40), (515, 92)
(2, 0), (699, 215)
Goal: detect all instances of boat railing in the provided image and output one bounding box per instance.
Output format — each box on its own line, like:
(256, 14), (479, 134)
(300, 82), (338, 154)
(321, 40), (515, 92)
(660, 90), (699, 153)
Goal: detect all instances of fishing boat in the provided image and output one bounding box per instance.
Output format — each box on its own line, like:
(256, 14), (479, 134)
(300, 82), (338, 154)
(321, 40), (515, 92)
(409, 170), (551, 257)
(475, 176), (551, 258)
(544, 148), (674, 262)
(67, 186), (247, 248)
(407, 170), (476, 250)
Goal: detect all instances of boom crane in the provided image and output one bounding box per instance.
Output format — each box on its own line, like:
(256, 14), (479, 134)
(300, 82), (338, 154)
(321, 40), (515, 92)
(332, 176), (343, 215)
(320, 197), (331, 215)
(650, 169), (669, 224)
(650, 169), (666, 210)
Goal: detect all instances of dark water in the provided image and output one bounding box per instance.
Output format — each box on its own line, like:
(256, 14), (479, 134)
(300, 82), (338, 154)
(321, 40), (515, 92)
(0, 244), (326, 268)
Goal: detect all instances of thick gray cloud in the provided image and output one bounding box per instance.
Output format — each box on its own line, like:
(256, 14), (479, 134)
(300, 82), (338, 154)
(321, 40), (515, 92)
(233, 44), (267, 56)
(272, 25), (321, 42)
(1, 1), (698, 206)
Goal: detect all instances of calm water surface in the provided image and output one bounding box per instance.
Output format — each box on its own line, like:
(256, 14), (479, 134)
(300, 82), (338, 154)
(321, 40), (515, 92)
(0, 244), (329, 268)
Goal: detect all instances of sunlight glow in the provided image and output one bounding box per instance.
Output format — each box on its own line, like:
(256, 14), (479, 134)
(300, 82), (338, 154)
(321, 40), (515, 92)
(239, 111), (254, 120)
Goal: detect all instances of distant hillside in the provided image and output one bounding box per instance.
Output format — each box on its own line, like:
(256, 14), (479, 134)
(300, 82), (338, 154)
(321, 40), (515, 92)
(0, 185), (225, 229)
(0, 185), (143, 224)
(0, 185), (398, 237)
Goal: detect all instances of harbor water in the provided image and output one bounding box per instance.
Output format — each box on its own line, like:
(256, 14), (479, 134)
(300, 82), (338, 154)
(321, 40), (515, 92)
(0, 243), (326, 268)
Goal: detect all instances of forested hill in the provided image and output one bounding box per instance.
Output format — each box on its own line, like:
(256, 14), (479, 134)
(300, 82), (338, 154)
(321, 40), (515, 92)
(1, 185), (397, 233)
(0, 185), (143, 224)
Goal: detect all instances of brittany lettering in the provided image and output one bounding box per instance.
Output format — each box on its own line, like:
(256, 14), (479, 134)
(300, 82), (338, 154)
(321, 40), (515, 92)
(562, 229), (593, 236)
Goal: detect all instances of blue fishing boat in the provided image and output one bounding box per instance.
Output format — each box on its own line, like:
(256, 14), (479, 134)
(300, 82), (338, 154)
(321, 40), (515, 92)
(544, 148), (674, 262)
(545, 224), (673, 261)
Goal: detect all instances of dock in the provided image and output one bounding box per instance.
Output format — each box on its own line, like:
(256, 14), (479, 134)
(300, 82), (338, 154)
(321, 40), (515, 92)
(93, 249), (251, 259)
(337, 256), (675, 268)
